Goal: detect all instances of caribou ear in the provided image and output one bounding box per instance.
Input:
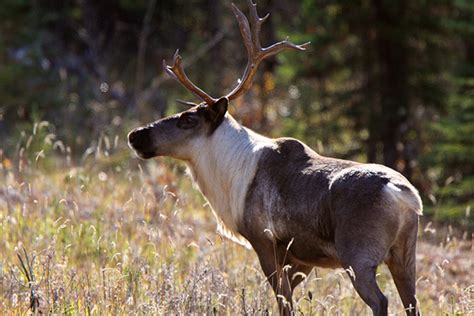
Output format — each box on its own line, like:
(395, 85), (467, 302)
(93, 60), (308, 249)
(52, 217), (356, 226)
(207, 97), (228, 133)
(211, 97), (228, 119)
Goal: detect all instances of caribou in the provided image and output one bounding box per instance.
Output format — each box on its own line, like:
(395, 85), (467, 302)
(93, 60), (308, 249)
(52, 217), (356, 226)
(128, 1), (422, 315)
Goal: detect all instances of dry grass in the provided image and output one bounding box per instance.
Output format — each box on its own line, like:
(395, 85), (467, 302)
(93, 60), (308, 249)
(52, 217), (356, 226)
(0, 138), (472, 315)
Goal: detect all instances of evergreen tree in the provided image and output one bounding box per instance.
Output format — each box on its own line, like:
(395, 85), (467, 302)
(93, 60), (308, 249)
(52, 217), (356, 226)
(279, 0), (454, 183)
(421, 0), (473, 228)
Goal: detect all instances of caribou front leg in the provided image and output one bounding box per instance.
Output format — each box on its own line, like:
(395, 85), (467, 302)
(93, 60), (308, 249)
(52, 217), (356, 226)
(254, 241), (313, 316)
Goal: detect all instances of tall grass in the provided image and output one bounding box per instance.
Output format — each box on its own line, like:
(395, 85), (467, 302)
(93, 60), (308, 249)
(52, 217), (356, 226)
(0, 125), (472, 315)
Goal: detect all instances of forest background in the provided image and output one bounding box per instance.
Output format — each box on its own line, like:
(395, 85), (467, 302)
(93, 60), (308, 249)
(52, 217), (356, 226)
(0, 0), (472, 314)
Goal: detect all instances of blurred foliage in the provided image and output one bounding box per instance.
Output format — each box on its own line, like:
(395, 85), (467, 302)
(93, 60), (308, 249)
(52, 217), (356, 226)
(0, 0), (472, 227)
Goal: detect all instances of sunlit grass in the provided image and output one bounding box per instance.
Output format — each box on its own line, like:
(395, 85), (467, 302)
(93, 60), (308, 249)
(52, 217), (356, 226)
(0, 131), (472, 315)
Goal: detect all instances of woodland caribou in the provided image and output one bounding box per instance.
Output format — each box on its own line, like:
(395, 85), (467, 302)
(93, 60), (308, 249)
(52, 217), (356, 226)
(128, 1), (422, 315)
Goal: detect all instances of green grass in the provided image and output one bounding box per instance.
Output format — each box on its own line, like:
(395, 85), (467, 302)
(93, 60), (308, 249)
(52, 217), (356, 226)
(0, 143), (472, 315)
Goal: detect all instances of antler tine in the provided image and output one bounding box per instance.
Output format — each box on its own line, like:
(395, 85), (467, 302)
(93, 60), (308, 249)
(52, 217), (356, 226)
(226, 1), (309, 101)
(247, 0), (269, 51)
(231, 4), (254, 59)
(163, 49), (216, 105)
(262, 38), (310, 59)
(176, 99), (200, 107)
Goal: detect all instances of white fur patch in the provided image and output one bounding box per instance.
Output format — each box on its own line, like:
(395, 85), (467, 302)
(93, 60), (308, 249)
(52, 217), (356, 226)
(187, 114), (275, 247)
(384, 181), (423, 215)
(386, 182), (402, 192)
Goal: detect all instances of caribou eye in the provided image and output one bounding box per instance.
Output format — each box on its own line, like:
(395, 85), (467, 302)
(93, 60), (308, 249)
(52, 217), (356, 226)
(177, 114), (198, 129)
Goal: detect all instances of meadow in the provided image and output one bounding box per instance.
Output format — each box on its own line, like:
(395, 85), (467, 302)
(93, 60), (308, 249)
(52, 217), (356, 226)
(0, 127), (472, 315)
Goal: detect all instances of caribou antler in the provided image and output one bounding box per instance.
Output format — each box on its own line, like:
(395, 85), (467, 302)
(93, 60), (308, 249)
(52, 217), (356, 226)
(163, 50), (216, 105)
(163, 0), (309, 105)
(226, 0), (309, 101)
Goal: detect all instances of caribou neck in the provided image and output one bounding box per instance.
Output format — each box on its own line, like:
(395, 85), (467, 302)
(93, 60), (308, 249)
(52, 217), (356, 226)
(187, 114), (275, 236)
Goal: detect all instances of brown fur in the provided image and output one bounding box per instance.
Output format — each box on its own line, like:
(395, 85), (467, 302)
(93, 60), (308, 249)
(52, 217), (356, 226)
(240, 138), (421, 316)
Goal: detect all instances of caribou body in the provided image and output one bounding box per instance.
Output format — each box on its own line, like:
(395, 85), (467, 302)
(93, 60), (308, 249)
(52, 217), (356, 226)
(128, 2), (422, 315)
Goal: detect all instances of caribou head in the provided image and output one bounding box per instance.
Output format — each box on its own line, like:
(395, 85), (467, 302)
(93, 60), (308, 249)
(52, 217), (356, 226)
(128, 1), (308, 161)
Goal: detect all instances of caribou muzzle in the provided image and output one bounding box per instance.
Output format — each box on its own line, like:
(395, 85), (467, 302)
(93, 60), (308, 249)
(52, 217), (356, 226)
(128, 128), (156, 159)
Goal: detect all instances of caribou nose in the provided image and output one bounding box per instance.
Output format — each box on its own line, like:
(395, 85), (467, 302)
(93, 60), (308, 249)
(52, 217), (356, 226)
(128, 129), (140, 145)
(128, 128), (152, 152)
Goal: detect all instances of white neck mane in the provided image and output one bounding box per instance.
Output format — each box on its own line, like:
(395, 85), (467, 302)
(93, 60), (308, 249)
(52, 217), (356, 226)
(187, 114), (275, 247)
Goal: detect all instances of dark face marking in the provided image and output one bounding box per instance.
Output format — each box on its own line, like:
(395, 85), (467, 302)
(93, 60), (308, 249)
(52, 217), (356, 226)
(128, 97), (229, 160)
(176, 111), (199, 129)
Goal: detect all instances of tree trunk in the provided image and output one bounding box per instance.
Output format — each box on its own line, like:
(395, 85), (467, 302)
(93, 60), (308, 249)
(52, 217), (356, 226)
(372, 0), (410, 174)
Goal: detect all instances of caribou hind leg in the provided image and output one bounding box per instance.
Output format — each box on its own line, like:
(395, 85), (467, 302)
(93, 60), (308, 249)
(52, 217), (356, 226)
(341, 259), (388, 316)
(335, 228), (392, 315)
(385, 218), (420, 315)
